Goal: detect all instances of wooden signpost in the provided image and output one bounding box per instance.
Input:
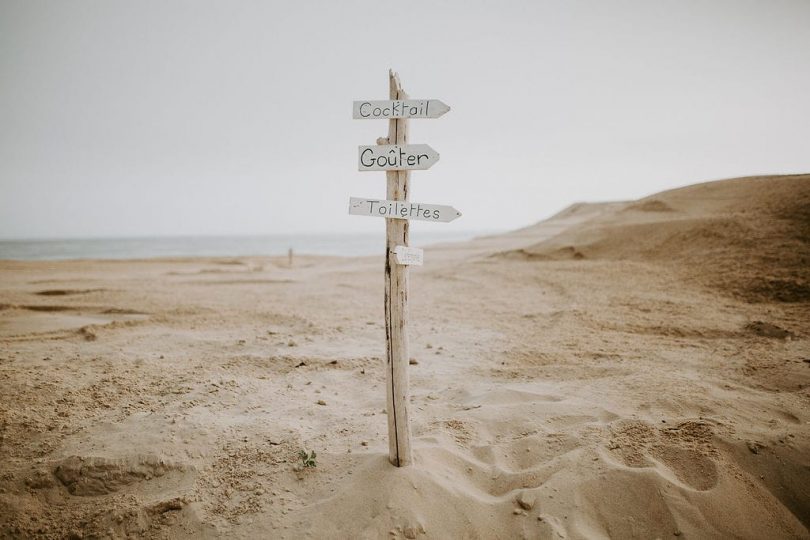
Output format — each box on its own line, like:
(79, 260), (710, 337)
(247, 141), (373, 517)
(350, 71), (456, 467)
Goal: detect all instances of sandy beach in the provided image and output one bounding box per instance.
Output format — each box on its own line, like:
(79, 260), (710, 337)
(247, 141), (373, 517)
(1, 174), (808, 539)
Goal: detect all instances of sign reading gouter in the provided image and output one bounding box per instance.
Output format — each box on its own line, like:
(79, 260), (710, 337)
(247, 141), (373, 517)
(353, 99), (450, 120)
(358, 144), (439, 171)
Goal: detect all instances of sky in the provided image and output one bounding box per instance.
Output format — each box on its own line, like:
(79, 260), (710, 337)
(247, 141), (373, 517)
(1, 0), (809, 239)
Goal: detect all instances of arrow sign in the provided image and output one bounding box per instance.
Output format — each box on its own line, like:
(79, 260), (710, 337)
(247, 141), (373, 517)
(353, 99), (450, 120)
(348, 197), (462, 223)
(358, 144), (439, 171)
(393, 246), (423, 266)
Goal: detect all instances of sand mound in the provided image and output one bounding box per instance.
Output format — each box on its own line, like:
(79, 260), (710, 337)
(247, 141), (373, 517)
(2, 454), (201, 538)
(744, 320), (795, 340)
(500, 174), (810, 302)
(0, 303), (148, 339)
(34, 289), (103, 296)
(622, 199), (676, 212)
(291, 414), (808, 539)
(53, 454), (188, 496)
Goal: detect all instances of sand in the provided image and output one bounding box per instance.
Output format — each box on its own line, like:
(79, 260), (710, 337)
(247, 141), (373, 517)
(1, 174), (808, 539)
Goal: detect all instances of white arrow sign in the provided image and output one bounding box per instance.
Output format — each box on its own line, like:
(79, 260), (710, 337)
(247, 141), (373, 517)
(353, 100), (450, 120)
(348, 197), (462, 223)
(393, 246), (423, 266)
(358, 144), (439, 171)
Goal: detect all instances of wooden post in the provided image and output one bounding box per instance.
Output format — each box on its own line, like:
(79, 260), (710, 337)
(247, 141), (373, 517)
(349, 74), (452, 467)
(383, 70), (413, 467)
(351, 72), (452, 466)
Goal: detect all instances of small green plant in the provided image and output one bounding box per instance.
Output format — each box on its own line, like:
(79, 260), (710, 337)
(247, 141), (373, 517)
(298, 449), (317, 468)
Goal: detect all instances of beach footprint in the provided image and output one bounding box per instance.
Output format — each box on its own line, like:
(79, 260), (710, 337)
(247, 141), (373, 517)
(651, 444), (719, 491)
(607, 419), (719, 491)
(607, 420), (658, 468)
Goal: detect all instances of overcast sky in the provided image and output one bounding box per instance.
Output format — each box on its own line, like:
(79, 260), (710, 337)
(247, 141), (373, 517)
(1, 0), (809, 239)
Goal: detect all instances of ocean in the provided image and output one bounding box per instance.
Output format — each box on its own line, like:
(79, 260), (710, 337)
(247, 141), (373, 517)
(0, 231), (493, 261)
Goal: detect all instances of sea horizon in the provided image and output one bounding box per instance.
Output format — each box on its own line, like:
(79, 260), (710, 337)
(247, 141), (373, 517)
(0, 230), (497, 261)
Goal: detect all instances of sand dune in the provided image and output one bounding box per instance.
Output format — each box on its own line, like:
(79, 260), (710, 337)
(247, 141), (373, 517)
(500, 174), (810, 303)
(0, 175), (808, 539)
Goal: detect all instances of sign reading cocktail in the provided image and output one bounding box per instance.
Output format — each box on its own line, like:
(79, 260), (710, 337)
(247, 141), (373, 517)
(353, 99), (451, 120)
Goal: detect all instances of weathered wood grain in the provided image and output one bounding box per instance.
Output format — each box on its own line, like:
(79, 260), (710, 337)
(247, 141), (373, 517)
(384, 70), (413, 467)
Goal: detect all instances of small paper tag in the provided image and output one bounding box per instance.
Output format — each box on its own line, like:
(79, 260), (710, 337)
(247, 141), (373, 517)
(393, 245), (424, 266)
